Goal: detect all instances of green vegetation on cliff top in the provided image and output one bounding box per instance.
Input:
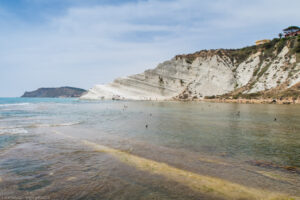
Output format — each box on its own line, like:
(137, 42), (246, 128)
(177, 36), (300, 65)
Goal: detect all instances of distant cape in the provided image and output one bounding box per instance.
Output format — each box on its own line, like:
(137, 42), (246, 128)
(21, 87), (87, 98)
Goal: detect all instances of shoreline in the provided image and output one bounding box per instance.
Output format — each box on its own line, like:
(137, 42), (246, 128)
(201, 98), (300, 105)
(78, 97), (300, 104)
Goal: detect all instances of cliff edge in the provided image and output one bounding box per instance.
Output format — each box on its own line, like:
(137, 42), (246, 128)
(81, 36), (300, 101)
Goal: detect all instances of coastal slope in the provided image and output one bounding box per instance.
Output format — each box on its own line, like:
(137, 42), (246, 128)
(22, 87), (86, 98)
(81, 37), (300, 101)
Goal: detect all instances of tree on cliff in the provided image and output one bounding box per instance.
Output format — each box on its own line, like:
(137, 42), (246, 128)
(283, 26), (300, 34)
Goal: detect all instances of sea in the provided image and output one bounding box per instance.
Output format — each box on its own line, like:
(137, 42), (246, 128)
(0, 97), (299, 199)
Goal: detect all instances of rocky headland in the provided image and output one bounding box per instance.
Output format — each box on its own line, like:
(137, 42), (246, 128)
(81, 36), (300, 103)
(22, 87), (87, 98)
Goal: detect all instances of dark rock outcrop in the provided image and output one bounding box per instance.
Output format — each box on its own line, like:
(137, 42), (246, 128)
(21, 87), (86, 98)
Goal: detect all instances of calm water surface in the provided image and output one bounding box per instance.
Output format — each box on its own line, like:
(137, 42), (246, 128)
(0, 98), (299, 199)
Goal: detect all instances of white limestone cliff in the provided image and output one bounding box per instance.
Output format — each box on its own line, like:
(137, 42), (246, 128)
(81, 38), (300, 100)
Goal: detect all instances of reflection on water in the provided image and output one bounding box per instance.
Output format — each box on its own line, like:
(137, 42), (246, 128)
(0, 98), (299, 199)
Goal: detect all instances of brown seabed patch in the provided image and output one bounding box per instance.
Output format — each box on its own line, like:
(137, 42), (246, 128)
(54, 131), (299, 200)
(247, 160), (300, 174)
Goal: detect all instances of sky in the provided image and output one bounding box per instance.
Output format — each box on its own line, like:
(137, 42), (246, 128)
(0, 0), (299, 97)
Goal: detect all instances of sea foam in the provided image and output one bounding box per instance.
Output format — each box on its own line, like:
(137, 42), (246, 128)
(0, 103), (30, 107)
(0, 128), (28, 135)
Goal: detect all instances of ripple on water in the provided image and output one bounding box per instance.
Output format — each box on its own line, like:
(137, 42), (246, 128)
(0, 159), (52, 192)
(0, 134), (19, 149)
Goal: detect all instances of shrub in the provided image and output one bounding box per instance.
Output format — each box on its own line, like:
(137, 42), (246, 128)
(186, 59), (192, 64)
(253, 67), (260, 76)
(180, 79), (184, 86)
(257, 63), (271, 78)
(276, 38), (287, 53)
(158, 76), (164, 84)
(204, 95), (216, 99)
(295, 43), (300, 53)
(242, 93), (261, 99)
(233, 93), (242, 99)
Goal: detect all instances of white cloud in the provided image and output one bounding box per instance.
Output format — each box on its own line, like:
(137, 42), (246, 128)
(0, 0), (300, 96)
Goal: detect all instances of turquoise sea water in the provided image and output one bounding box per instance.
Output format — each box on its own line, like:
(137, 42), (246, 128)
(0, 98), (299, 199)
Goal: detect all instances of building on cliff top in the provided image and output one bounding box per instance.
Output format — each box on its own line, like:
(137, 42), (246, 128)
(283, 26), (300, 37)
(255, 39), (271, 46)
(284, 30), (300, 37)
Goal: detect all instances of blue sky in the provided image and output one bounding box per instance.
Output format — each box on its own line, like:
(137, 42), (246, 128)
(0, 0), (299, 97)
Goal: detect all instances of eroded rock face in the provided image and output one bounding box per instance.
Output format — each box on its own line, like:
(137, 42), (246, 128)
(81, 38), (300, 100)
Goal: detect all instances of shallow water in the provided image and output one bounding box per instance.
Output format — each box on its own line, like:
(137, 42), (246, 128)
(0, 98), (299, 199)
